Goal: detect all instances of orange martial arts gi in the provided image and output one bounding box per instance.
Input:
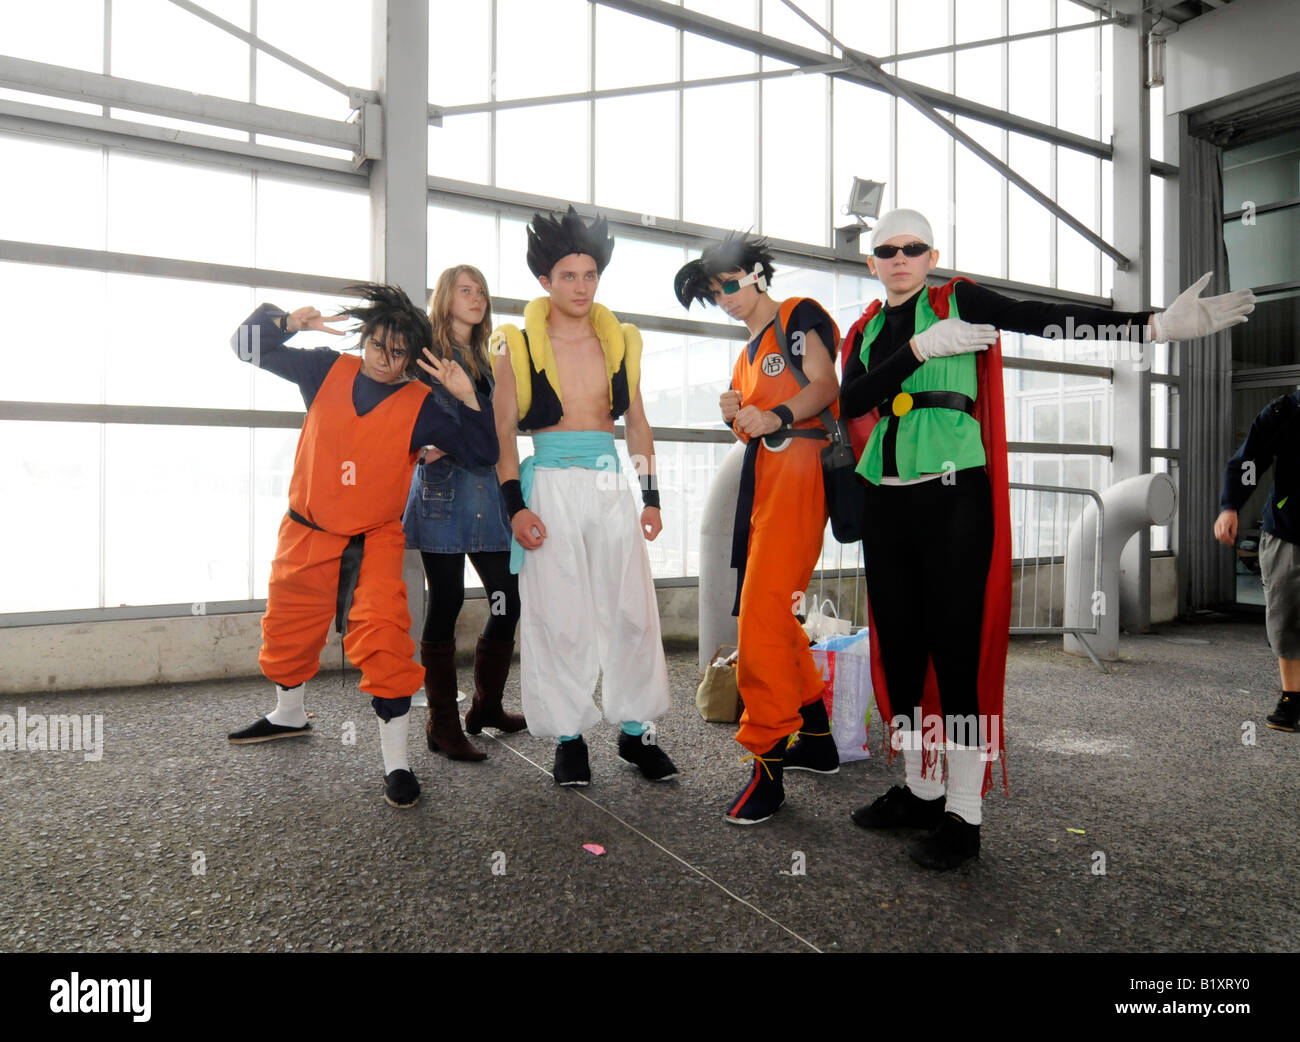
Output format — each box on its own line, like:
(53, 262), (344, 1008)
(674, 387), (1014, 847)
(260, 354), (427, 702)
(729, 297), (841, 754)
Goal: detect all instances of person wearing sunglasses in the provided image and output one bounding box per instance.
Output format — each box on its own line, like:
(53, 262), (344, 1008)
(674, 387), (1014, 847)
(842, 207), (1256, 870)
(675, 232), (844, 825)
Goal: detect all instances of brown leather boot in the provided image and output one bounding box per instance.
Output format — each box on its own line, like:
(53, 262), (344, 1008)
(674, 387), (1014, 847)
(464, 636), (527, 735)
(420, 639), (487, 762)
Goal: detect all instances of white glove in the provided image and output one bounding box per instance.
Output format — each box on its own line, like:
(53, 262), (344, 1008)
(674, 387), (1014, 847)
(1151, 271), (1255, 343)
(911, 318), (998, 361)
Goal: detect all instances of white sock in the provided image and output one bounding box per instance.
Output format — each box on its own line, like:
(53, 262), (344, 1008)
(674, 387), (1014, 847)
(379, 713), (410, 776)
(267, 683), (308, 728)
(944, 744), (985, 825)
(903, 742), (944, 801)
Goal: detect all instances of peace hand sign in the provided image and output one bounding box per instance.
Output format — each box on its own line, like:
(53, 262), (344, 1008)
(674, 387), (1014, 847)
(286, 306), (348, 335)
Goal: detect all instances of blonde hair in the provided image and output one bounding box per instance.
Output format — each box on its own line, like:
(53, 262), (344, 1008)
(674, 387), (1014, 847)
(428, 265), (493, 383)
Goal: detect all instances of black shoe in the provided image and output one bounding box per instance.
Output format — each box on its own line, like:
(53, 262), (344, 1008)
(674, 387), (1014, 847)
(1266, 692), (1300, 732)
(724, 738), (786, 825)
(784, 700), (840, 774)
(227, 716), (312, 744)
(617, 731), (679, 781)
(910, 812), (980, 870)
(553, 738), (591, 787)
(384, 768), (420, 808)
(851, 785), (945, 830)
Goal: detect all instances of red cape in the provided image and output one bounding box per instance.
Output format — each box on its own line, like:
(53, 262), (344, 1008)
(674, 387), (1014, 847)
(840, 278), (1011, 795)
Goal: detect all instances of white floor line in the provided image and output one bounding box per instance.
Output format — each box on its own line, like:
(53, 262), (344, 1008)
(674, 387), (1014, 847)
(486, 733), (823, 954)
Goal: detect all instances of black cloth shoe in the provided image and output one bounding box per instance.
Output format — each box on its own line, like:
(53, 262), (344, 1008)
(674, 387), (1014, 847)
(851, 785), (945, 830)
(910, 812), (980, 870)
(724, 738), (786, 825)
(1266, 692), (1300, 732)
(783, 699), (840, 774)
(227, 716), (312, 744)
(553, 738), (591, 787)
(384, 768), (420, 808)
(617, 731), (679, 781)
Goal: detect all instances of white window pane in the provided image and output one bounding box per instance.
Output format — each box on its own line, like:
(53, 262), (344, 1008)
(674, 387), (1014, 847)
(597, 237), (686, 319)
(256, 0), (371, 118)
(496, 218), (540, 302)
(896, 107), (953, 259)
(430, 0), (491, 104)
(954, 118), (1005, 280)
(255, 178), (369, 279)
(496, 103), (589, 202)
(957, 0), (1002, 43)
(1, 265), (106, 404)
(1057, 20), (1100, 139)
(761, 76), (828, 246)
(761, 0), (829, 54)
(955, 44), (1002, 110)
(1007, 37), (1051, 126)
(496, 0), (589, 99)
(104, 425), (251, 606)
(1057, 149), (1100, 296)
(103, 276), (253, 409)
(832, 81), (891, 249)
(1009, 0), (1052, 33)
(684, 9), (755, 79)
(638, 332), (686, 426)
(2, 0), (103, 71)
(1007, 136), (1052, 285)
(428, 206), (498, 296)
(683, 84), (755, 229)
(0, 421), (101, 612)
(107, 153), (252, 266)
(429, 115), (491, 184)
(684, 335), (736, 427)
(112, 0), (249, 102)
(595, 95), (677, 218)
(0, 135), (105, 250)
(833, 0), (891, 56)
(596, 6), (678, 89)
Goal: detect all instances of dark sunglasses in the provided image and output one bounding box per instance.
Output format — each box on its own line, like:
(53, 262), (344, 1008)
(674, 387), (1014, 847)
(872, 241), (931, 259)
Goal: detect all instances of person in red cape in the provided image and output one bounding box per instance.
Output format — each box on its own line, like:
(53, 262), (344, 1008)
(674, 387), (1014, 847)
(841, 208), (1252, 869)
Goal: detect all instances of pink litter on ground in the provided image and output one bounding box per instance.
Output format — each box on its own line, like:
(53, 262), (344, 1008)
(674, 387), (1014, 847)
(583, 844), (605, 856)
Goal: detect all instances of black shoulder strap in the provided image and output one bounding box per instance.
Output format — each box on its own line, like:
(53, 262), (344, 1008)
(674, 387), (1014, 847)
(772, 306), (837, 436)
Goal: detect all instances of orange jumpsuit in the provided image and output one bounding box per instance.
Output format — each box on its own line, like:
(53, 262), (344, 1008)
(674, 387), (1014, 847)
(260, 354), (430, 701)
(730, 298), (841, 754)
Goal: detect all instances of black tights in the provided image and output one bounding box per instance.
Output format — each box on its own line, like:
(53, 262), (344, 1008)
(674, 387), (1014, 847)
(419, 550), (520, 643)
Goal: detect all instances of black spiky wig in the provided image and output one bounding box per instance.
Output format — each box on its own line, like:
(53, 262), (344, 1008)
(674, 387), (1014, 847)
(526, 205), (615, 279)
(673, 231), (776, 310)
(339, 282), (432, 380)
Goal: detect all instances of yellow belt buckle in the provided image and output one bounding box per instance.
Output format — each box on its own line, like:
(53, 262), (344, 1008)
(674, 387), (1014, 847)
(891, 392), (913, 417)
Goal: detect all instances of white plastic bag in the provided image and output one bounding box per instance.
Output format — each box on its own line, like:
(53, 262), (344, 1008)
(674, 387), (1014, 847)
(810, 628), (872, 763)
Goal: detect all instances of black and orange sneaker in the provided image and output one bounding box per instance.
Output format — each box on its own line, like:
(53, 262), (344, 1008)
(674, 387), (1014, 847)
(724, 738), (786, 825)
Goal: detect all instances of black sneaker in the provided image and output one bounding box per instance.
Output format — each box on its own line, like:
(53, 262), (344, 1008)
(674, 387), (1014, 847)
(617, 731), (679, 781)
(384, 768), (420, 808)
(227, 716), (312, 744)
(784, 699), (840, 774)
(1266, 692), (1300, 732)
(553, 737), (591, 787)
(909, 812), (980, 870)
(724, 738), (786, 825)
(850, 785), (946, 830)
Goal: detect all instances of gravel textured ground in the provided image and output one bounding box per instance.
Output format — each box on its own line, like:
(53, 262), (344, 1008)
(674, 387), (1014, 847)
(2, 617), (1296, 953)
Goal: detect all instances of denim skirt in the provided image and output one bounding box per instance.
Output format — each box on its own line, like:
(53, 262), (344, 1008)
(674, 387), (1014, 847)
(403, 457), (512, 554)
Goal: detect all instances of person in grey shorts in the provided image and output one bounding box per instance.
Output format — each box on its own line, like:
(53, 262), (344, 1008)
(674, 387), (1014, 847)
(1215, 388), (1300, 732)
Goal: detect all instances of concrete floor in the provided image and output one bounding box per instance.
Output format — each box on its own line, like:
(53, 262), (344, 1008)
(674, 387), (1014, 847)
(2, 616), (1297, 954)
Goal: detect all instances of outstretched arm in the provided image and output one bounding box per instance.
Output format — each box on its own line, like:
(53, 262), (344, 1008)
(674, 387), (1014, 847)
(229, 303), (346, 407)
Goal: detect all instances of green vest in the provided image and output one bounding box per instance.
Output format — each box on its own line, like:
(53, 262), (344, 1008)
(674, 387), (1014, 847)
(856, 288), (987, 484)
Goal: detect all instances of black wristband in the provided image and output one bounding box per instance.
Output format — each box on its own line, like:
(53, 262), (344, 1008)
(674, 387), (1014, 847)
(772, 404), (794, 427)
(276, 311), (290, 333)
(501, 479), (526, 518)
(639, 473), (660, 510)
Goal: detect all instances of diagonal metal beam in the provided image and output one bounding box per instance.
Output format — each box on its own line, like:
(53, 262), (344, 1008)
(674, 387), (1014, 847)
(877, 16), (1126, 64)
(432, 61), (851, 121)
(165, 0), (377, 106)
(0, 55), (360, 150)
(782, 0), (1132, 268)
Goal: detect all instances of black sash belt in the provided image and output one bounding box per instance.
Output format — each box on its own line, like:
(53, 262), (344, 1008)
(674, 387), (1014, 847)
(287, 508), (365, 636)
(878, 390), (975, 416)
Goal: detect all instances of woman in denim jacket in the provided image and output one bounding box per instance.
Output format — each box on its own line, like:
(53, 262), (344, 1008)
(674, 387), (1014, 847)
(404, 265), (526, 760)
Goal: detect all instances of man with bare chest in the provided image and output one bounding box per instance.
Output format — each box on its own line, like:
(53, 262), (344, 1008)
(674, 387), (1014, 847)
(491, 206), (677, 786)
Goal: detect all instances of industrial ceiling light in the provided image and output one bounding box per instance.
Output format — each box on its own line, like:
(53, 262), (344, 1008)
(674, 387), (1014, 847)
(1146, 32), (1166, 88)
(835, 177), (886, 255)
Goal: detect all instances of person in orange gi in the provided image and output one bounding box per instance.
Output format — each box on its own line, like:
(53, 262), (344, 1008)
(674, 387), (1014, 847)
(226, 283), (498, 809)
(675, 233), (843, 825)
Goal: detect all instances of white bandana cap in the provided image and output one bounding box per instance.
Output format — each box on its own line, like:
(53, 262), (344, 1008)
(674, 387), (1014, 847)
(870, 208), (935, 250)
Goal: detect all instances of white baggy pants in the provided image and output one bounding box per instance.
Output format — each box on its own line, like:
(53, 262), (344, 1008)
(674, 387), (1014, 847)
(518, 466), (671, 738)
